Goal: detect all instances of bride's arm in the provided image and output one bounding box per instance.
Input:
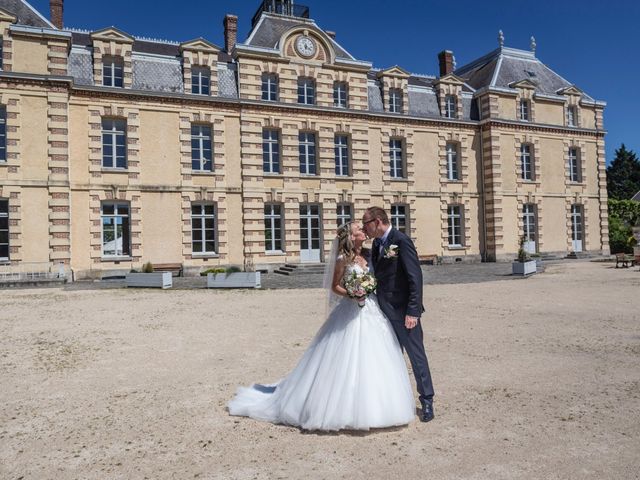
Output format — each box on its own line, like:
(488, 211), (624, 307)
(332, 258), (349, 297)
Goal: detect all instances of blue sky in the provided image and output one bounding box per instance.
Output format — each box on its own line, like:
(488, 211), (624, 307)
(29, 0), (638, 163)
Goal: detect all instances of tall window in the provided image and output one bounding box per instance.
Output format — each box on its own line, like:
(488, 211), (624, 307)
(191, 204), (216, 255)
(262, 73), (278, 101)
(192, 66), (210, 95)
(299, 132), (316, 175)
(334, 82), (348, 108)
(297, 78), (315, 105)
(264, 204), (283, 252)
(0, 41), (3, 70)
(567, 105), (577, 127)
(391, 204), (407, 233)
(447, 205), (463, 247)
(523, 204), (537, 248)
(191, 124), (213, 172)
(389, 88), (403, 113)
(568, 147), (581, 182)
(103, 56), (123, 87)
(102, 118), (127, 169)
(390, 138), (404, 178)
(101, 203), (130, 257)
(446, 142), (459, 181)
(334, 134), (349, 176)
(0, 106), (6, 162)
(336, 204), (352, 227)
(519, 99), (530, 121)
(0, 199), (8, 261)
(520, 144), (534, 181)
(444, 95), (456, 118)
(262, 129), (280, 174)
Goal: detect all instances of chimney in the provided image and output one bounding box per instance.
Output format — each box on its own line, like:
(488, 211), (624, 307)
(223, 14), (238, 54)
(438, 50), (454, 77)
(50, 0), (63, 29)
(326, 31), (336, 39)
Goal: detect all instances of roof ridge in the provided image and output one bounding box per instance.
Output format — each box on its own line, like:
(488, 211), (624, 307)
(65, 26), (180, 45)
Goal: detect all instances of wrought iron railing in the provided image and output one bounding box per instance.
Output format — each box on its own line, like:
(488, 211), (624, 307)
(252, 1), (310, 27)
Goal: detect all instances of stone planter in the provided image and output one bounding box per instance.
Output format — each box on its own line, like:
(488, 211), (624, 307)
(512, 260), (537, 276)
(207, 272), (261, 289)
(126, 272), (173, 289)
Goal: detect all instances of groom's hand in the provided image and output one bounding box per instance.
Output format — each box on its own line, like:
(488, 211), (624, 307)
(405, 315), (418, 329)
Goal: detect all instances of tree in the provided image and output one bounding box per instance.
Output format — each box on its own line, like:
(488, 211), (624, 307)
(608, 199), (640, 254)
(606, 144), (640, 200)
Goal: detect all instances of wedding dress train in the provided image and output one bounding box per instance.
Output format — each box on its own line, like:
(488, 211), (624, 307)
(227, 263), (415, 431)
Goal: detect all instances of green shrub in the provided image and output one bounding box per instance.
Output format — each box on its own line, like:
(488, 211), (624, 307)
(226, 266), (242, 274)
(200, 267), (226, 276)
(142, 262), (154, 273)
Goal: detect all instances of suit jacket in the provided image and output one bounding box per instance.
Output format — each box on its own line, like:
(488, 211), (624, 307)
(372, 228), (425, 322)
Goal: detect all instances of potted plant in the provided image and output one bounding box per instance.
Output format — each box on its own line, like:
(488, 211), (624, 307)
(126, 261), (173, 289)
(207, 265), (261, 289)
(512, 236), (537, 276)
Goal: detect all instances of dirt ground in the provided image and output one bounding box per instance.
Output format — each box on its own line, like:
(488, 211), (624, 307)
(1, 261), (638, 479)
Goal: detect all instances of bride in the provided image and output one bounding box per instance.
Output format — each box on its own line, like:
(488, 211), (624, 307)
(227, 221), (415, 431)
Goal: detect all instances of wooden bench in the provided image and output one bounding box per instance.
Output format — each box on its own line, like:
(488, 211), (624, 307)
(615, 253), (635, 268)
(419, 254), (442, 266)
(151, 263), (183, 277)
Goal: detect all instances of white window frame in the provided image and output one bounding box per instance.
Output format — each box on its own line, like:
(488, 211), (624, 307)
(299, 131), (316, 175)
(264, 203), (283, 252)
(446, 142), (459, 181)
(297, 77), (315, 105)
(262, 128), (280, 174)
(391, 204), (408, 233)
(103, 56), (123, 88)
(191, 203), (217, 255)
(102, 118), (127, 169)
(571, 204), (583, 242)
(567, 105), (577, 127)
(334, 82), (348, 108)
(568, 147), (581, 182)
(523, 204), (537, 244)
(336, 203), (352, 227)
(192, 66), (211, 95)
(0, 199), (8, 261)
(0, 106), (6, 162)
(389, 88), (403, 113)
(101, 202), (130, 258)
(191, 124), (213, 172)
(519, 99), (530, 121)
(444, 95), (456, 118)
(447, 205), (463, 247)
(390, 138), (404, 178)
(520, 144), (533, 181)
(334, 134), (349, 176)
(262, 73), (278, 101)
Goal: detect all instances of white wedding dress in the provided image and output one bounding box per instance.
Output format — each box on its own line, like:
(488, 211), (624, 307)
(227, 263), (416, 431)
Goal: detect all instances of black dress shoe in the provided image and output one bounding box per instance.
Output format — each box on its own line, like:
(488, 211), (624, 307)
(420, 402), (435, 422)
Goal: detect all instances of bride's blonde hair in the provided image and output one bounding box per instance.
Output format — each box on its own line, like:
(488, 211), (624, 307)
(336, 222), (356, 263)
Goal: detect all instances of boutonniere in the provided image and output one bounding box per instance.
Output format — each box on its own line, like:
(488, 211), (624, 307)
(384, 244), (399, 259)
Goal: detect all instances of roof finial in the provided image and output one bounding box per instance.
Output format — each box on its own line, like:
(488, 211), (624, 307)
(530, 36), (537, 54)
(498, 30), (504, 47)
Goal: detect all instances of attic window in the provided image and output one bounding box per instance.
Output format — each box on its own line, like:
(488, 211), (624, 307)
(525, 70), (537, 78)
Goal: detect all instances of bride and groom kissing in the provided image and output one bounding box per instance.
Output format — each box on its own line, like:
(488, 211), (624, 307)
(228, 206), (435, 431)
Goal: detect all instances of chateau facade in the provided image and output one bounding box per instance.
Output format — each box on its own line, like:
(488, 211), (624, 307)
(0, 0), (608, 278)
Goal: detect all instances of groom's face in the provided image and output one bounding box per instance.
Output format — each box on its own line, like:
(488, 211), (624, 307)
(362, 214), (381, 239)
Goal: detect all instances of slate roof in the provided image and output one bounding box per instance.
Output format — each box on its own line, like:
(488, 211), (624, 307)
(0, 0), (53, 28)
(245, 13), (354, 60)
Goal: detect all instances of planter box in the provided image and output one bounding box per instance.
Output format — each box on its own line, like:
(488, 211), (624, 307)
(207, 272), (261, 289)
(512, 260), (537, 276)
(126, 272), (173, 289)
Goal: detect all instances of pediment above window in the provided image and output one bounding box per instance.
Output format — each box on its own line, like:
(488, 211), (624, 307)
(180, 38), (221, 54)
(509, 79), (537, 89)
(0, 8), (17, 23)
(377, 66), (410, 79)
(435, 73), (465, 86)
(91, 27), (134, 44)
(556, 85), (583, 96)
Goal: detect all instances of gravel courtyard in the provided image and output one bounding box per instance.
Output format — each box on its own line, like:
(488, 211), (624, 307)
(1, 261), (638, 479)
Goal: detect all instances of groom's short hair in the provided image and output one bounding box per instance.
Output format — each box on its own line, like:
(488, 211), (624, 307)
(365, 206), (390, 225)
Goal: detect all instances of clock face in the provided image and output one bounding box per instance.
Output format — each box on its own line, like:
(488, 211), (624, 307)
(296, 36), (316, 57)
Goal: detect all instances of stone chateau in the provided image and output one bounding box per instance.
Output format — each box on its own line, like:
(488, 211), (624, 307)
(0, 0), (608, 278)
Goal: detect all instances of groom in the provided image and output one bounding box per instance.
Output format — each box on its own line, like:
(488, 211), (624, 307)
(362, 206), (435, 422)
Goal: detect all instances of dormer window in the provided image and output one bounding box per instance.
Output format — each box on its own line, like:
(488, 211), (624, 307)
(103, 56), (124, 88)
(192, 67), (211, 95)
(334, 82), (348, 108)
(444, 95), (456, 118)
(262, 73), (278, 101)
(389, 88), (403, 113)
(519, 99), (530, 121)
(567, 105), (577, 127)
(297, 78), (315, 105)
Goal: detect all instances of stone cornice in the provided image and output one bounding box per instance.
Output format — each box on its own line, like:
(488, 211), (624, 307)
(481, 119), (606, 137)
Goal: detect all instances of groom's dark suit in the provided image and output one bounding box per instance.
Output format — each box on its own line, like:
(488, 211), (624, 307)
(373, 227), (434, 406)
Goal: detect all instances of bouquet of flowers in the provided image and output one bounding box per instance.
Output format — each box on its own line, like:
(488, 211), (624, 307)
(344, 271), (377, 308)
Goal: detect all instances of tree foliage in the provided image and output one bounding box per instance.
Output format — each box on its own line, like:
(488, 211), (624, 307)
(608, 199), (640, 254)
(606, 144), (640, 200)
